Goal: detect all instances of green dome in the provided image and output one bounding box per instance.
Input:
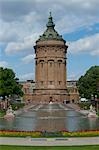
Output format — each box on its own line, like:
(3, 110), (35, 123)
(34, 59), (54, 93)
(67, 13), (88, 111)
(37, 12), (65, 42)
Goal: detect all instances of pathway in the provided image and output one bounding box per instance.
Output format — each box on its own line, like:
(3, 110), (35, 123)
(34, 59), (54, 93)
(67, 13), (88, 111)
(0, 137), (99, 146)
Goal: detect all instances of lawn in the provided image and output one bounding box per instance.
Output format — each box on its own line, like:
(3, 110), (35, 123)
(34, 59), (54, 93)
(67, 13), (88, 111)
(0, 145), (99, 150)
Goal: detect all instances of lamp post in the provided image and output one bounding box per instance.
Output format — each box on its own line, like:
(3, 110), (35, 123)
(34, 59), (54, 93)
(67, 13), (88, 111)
(91, 94), (94, 106)
(95, 95), (98, 112)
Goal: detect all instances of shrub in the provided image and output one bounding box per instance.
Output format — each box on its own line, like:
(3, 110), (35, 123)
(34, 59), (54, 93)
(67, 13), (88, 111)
(11, 103), (25, 110)
(79, 102), (91, 110)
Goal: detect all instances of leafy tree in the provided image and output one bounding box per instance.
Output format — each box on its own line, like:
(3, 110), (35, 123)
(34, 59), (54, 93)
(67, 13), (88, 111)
(0, 67), (23, 99)
(77, 66), (99, 99)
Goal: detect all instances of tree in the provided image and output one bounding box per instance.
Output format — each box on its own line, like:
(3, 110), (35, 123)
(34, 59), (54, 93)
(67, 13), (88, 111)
(0, 67), (23, 99)
(77, 66), (99, 99)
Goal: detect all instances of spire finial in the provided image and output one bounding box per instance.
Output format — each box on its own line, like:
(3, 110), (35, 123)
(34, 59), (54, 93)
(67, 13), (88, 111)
(46, 12), (55, 28)
(49, 11), (51, 17)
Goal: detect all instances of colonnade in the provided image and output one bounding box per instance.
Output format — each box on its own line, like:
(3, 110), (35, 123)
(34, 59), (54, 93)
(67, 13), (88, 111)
(35, 58), (67, 89)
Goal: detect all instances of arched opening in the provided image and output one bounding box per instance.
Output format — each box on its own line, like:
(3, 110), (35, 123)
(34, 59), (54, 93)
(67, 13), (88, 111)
(49, 96), (53, 102)
(58, 60), (62, 67)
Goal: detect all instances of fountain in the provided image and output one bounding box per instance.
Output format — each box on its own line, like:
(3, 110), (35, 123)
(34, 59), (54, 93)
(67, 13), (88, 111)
(88, 105), (98, 118)
(0, 103), (99, 131)
(49, 101), (53, 105)
(4, 105), (15, 119)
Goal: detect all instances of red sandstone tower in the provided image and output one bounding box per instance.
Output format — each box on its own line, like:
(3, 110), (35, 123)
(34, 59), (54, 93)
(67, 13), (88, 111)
(34, 13), (68, 103)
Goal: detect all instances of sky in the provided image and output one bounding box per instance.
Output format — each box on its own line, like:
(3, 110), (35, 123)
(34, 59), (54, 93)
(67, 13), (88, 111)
(0, 0), (99, 81)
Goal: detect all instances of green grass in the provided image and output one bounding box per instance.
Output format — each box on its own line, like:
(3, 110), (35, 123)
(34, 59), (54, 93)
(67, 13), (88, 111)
(0, 145), (99, 150)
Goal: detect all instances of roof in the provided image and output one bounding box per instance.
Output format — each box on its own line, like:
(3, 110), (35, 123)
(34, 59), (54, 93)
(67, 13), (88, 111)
(37, 12), (65, 42)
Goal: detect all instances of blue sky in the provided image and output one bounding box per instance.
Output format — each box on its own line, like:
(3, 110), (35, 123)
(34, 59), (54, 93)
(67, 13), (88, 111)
(0, 0), (99, 81)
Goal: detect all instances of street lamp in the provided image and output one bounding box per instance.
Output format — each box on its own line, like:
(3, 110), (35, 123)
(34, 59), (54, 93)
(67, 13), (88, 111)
(5, 96), (7, 99)
(91, 94), (94, 100)
(91, 94), (94, 106)
(95, 95), (98, 112)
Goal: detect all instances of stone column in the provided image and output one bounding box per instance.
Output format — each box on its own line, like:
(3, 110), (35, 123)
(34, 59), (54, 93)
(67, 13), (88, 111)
(54, 58), (58, 88)
(45, 58), (48, 88)
(35, 59), (39, 88)
(63, 59), (66, 88)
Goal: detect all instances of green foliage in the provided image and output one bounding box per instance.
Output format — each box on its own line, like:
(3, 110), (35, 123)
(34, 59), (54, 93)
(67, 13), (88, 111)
(79, 102), (91, 110)
(77, 66), (99, 99)
(41, 131), (62, 137)
(11, 103), (25, 110)
(0, 67), (23, 99)
(0, 110), (6, 117)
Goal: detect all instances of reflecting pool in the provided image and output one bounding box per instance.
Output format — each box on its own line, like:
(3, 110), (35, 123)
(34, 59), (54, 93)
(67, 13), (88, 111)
(0, 103), (99, 132)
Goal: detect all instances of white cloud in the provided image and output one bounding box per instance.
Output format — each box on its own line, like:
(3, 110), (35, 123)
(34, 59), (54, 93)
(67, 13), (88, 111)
(0, 61), (8, 68)
(5, 33), (40, 54)
(22, 54), (35, 64)
(33, 0), (99, 34)
(69, 33), (99, 56)
(19, 72), (34, 81)
(0, 0), (98, 58)
(0, 20), (19, 43)
(1, 0), (99, 45)
(91, 50), (99, 56)
(0, 0), (99, 81)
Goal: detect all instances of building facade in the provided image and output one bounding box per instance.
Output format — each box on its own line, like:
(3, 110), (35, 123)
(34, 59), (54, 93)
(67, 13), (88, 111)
(67, 80), (79, 103)
(20, 80), (35, 103)
(22, 13), (79, 103)
(22, 80), (79, 103)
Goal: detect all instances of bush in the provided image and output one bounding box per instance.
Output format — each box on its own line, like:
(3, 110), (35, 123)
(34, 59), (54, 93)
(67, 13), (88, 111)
(0, 110), (6, 117)
(79, 102), (91, 110)
(10, 102), (25, 110)
(41, 131), (62, 137)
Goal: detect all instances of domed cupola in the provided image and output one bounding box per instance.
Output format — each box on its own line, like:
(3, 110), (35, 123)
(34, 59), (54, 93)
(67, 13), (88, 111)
(37, 12), (65, 42)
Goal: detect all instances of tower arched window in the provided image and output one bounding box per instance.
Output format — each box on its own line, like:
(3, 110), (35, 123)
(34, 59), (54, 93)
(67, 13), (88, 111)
(65, 60), (66, 66)
(36, 60), (37, 65)
(48, 60), (54, 67)
(40, 60), (44, 68)
(58, 60), (62, 67)
(41, 81), (43, 85)
(59, 81), (61, 85)
(50, 62), (52, 67)
(50, 81), (53, 85)
(48, 34), (53, 38)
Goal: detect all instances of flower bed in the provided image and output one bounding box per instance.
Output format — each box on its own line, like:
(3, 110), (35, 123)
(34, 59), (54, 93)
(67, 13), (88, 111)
(0, 130), (42, 137)
(61, 130), (99, 137)
(0, 130), (99, 137)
